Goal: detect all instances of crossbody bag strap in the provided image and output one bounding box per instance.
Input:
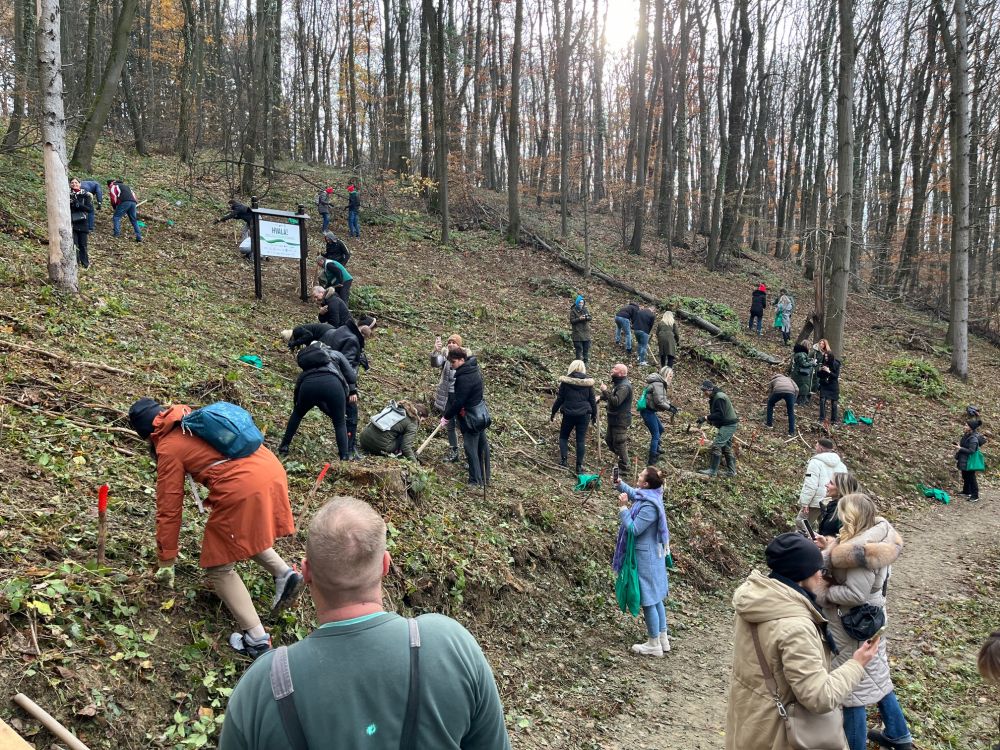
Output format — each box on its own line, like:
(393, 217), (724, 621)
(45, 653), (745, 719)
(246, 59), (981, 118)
(270, 645), (309, 750)
(399, 618), (422, 750)
(748, 622), (789, 720)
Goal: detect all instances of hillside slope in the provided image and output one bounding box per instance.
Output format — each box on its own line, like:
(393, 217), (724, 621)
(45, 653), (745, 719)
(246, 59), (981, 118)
(0, 150), (997, 749)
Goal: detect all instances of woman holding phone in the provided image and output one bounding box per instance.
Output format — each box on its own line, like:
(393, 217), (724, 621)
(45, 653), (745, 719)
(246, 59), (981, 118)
(816, 493), (912, 750)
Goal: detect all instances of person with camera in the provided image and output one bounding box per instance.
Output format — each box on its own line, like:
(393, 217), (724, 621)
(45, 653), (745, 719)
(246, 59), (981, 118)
(725, 532), (879, 750)
(613, 466), (671, 657)
(813, 493), (912, 750)
(443, 348), (491, 486)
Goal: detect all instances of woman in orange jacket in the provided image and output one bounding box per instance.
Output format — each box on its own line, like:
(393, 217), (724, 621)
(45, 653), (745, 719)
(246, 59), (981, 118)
(128, 399), (301, 658)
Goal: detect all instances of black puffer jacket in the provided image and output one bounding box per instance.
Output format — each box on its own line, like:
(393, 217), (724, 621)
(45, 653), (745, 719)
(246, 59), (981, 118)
(294, 342), (357, 398)
(444, 356), (484, 420)
(322, 235), (351, 265)
(551, 373), (597, 422)
(288, 323), (334, 349)
(69, 190), (93, 230)
(616, 303), (639, 322)
(816, 353), (841, 398)
(632, 307), (655, 334)
(320, 319), (365, 369)
(750, 289), (767, 315)
(956, 430), (987, 471)
(318, 288), (351, 327)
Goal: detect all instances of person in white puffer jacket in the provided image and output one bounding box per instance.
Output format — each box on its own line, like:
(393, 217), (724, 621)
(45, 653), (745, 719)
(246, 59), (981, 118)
(798, 437), (848, 526)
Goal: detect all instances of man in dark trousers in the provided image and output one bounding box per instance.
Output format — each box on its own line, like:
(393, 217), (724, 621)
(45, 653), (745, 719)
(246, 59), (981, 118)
(600, 363), (633, 472)
(632, 305), (656, 366)
(443, 348), (491, 487)
(346, 183), (361, 238)
(218, 497), (511, 750)
(107, 179), (142, 241)
(748, 283), (767, 335)
(698, 380), (739, 478)
(79, 179), (103, 230)
(615, 302), (639, 356)
(569, 295), (592, 364)
(317, 187), (333, 233)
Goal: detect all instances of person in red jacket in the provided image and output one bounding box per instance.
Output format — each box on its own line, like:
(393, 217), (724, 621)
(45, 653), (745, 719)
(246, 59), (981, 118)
(107, 179), (143, 241)
(128, 399), (302, 658)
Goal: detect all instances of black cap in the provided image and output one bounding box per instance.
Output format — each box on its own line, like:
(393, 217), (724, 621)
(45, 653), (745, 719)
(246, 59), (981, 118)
(765, 532), (823, 582)
(128, 398), (163, 439)
(701, 380), (716, 391)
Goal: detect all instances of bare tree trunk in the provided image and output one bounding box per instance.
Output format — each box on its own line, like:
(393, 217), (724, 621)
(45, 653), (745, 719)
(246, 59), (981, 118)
(824, 0), (855, 357)
(37, 0), (77, 292)
(2, 0), (33, 151)
(938, 0), (970, 378)
(627, 0), (651, 255)
(347, 0), (360, 167)
(424, 0), (449, 242)
(419, 5), (431, 179)
(673, 0), (691, 243)
(506, 0), (523, 243)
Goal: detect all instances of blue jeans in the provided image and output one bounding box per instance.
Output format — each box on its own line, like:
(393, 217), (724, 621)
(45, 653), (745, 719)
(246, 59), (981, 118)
(766, 392), (796, 434)
(748, 312), (762, 334)
(641, 409), (663, 459)
(320, 212), (330, 232)
(635, 330), (650, 362)
(348, 209), (360, 237)
(843, 692), (912, 750)
(615, 317), (633, 352)
(87, 207), (96, 231)
(113, 201), (142, 240)
(642, 602), (666, 638)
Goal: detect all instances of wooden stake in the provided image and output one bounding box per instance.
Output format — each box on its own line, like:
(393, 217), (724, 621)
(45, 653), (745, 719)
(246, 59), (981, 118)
(416, 421), (443, 455)
(510, 416), (539, 445)
(12, 694), (91, 750)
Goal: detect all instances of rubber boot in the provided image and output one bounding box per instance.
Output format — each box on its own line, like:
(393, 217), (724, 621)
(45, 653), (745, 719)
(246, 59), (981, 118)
(630, 637), (663, 657)
(723, 451), (737, 477)
(698, 453), (721, 477)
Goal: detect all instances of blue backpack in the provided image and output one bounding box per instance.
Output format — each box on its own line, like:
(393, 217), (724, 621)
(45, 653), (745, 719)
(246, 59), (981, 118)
(181, 402), (263, 459)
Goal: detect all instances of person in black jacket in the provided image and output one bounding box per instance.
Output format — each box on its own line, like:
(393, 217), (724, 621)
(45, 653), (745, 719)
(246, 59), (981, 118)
(443, 349), (491, 486)
(955, 419), (987, 501)
(322, 232), (351, 265)
(278, 342), (357, 459)
(215, 200), (253, 229)
(550, 360), (597, 473)
(282, 323), (335, 350)
(310, 286), (351, 327)
(748, 283), (767, 335)
(346, 184), (361, 237)
(615, 303), (639, 355)
(320, 319), (372, 458)
(814, 339), (841, 424)
(632, 305), (656, 366)
(69, 178), (95, 269)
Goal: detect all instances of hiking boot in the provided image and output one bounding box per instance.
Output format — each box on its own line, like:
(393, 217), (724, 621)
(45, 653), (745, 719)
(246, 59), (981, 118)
(867, 729), (913, 750)
(968, 496), (980, 503)
(630, 638), (663, 657)
(444, 447), (460, 462)
(229, 631), (272, 660)
(723, 454), (737, 477)
(277, 444), (290, 457)
(575, 464), (584, 476)
(271, 568), (304, 612)
(658, 631), (671, 652)
(559, 457), (568, 468)
(698, 453), (721, 477)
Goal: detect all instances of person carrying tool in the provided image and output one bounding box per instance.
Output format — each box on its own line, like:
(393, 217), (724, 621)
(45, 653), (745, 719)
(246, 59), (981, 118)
(697, 380), (739, 478)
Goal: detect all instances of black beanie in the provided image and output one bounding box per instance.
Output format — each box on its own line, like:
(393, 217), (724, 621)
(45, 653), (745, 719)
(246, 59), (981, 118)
(765, 532), (823, 582)
(128, 398), (163, 439)
(701, 379), (716, 391)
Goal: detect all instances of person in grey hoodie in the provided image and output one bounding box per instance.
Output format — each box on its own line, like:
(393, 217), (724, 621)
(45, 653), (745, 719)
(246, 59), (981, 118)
(766, 373), (799, 435)
(430, 334), (466, 462)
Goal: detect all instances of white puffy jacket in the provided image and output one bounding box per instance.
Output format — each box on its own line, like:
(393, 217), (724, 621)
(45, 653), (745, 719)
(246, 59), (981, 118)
(798, 451), (848, 508)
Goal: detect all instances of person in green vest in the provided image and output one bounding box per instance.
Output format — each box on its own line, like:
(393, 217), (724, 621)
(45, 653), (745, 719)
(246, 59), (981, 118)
(358, 401), (420, 461)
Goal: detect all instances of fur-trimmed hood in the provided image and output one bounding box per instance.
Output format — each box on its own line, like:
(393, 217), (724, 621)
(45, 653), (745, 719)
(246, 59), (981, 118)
(559, 374), (594, 387)
(827, 519), (903, 571)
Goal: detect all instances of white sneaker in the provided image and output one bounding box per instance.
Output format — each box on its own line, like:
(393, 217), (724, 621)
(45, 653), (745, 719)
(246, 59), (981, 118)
(631, 638), (663, 657)
(659, 631), (671, 652)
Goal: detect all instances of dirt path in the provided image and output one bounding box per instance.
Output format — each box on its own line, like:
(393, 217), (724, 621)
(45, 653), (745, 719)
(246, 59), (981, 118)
(609, 490), (999, 749)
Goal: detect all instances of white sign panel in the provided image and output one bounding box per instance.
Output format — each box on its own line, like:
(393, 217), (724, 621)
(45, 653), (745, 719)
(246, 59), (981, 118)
(258, 218), (301, 258)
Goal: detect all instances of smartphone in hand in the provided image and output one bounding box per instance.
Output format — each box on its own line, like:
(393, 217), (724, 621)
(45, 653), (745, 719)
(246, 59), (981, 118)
(612, 466), (620, 485)
(803, 520), (817, 540)
(867, 624), (888, 643)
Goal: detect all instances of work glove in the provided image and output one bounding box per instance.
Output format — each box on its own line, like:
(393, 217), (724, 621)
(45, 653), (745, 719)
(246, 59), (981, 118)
(154, 565), (176, 589)
(439, 417), (448, 428)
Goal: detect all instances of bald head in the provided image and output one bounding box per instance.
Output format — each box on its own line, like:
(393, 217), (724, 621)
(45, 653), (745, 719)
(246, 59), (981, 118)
(612, 363), (628, 378)
(306, 497), (387, 607)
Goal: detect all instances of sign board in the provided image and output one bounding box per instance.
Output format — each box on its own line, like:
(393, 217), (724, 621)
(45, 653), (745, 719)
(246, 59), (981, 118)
(259, 218), (301, 258)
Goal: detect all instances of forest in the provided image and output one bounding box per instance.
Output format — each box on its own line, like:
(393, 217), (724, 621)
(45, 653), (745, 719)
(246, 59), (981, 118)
(2, 0), (999, 376)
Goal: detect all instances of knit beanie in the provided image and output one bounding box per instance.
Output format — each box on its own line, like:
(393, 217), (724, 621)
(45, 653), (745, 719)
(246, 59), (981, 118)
(701, 379), (716, 391)
(765, 532), (823, 582)
(128, 398), (163, 439)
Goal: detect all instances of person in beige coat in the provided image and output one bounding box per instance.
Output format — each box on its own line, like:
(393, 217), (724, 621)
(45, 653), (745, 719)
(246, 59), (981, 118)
(815, 493), (912, 750)
(726, 533), (879, 750)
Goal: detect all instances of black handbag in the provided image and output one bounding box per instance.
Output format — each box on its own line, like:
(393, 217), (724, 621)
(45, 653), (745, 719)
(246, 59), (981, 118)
(840, 603), (885, 641)
(461, 401), (492, 432)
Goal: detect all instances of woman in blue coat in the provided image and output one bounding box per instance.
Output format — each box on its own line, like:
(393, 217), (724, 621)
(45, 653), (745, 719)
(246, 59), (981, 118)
(613, 466), (671, 657)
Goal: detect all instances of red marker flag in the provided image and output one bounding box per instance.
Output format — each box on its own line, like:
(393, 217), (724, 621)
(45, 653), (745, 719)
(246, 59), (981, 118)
(98, 484), (109, 514)
(315, 463), (331, 487)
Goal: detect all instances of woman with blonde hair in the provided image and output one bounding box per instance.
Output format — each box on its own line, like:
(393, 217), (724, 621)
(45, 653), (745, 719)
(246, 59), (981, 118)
(550, 360), (597, 473)
(655, 311), (680, 369)
(811, 471), (861, 539)
(817, 493), (912, 750)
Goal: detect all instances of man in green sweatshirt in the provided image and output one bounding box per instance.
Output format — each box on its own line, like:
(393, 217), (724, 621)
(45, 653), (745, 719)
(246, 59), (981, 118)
(219, 497), (511, 750)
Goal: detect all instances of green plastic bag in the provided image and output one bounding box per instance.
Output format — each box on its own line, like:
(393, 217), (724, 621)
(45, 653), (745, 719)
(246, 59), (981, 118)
(615, 527), (641, 617)
(858, 416), (874, 425)
(636, 387), (649, 411)
(773, 311), (782, 328)
(574, 474), (600, 491)
(967, 449), (987, 472)
(843, 409), (859, 425)
(917, 484), (951, 504)
(239, 354), (263, 369)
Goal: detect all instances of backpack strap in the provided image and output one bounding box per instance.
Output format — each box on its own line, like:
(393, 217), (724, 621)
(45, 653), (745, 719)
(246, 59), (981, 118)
(270, 646), (309, 750)
(399, 618), (421, 750)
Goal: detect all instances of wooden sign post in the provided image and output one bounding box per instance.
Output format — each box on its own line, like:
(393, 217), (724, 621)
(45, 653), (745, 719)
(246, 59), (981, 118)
(249, 197), (310, 301)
